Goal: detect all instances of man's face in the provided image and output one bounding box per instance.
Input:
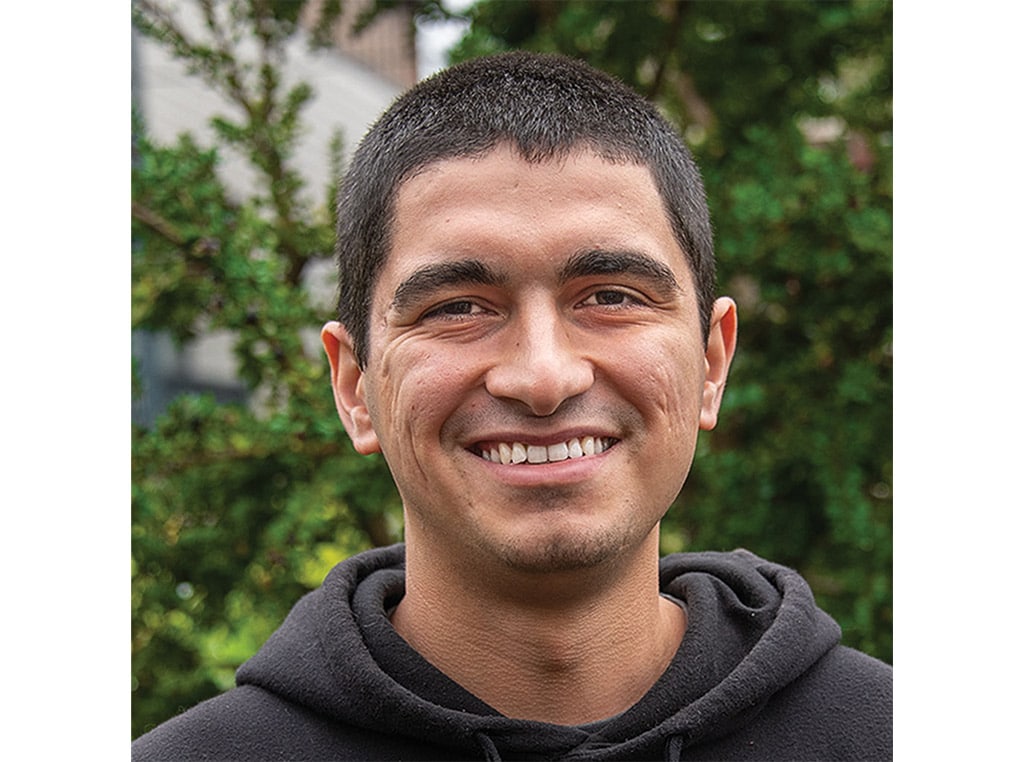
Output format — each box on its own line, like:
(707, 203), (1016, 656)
(324, 146), (735, 574)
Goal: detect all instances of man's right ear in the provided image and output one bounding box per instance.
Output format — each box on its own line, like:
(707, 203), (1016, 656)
(320, 322), (381, 455)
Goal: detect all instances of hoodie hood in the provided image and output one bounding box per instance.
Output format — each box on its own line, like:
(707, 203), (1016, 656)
(237, 544), (841, 761)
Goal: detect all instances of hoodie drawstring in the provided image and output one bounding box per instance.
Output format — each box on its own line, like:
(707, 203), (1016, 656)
(664, 734), (684, 762)
(475, 731), (503, 762)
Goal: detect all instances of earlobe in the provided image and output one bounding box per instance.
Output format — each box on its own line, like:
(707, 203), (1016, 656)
(320, 322), (381, 455)
(699, 297), (738, 431)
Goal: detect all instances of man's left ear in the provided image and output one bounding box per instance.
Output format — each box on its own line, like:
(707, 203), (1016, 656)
(699, 297), (738, 431)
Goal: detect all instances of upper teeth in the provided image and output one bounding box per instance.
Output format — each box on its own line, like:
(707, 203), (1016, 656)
(479, 436), (611, 465)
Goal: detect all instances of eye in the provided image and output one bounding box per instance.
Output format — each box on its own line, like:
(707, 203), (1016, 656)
(578, 289), (644, 308)
(422, 299), (487, 320)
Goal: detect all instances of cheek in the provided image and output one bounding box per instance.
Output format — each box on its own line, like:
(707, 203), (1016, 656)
(627, 351), (703, 498)
(374, 345), (476, 437)
(623, 342), (705, 428)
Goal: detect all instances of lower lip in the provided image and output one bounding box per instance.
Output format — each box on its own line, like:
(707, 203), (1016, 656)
(472, 446), (612, 488)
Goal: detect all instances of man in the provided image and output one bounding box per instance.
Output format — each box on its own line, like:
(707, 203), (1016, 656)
(133, 51), (892, 761)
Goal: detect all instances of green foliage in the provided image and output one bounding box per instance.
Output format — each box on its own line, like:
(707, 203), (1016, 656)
(132, 0), (892, 739)
(131, 0), (401, 739)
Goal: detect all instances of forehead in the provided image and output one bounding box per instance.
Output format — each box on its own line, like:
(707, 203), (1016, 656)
(381, 146), (683, 281)
(395, 145), (662, 215)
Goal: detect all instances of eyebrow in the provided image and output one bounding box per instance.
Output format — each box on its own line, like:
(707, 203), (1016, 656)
(389, 259), (505, 312)
(388, 249), (682, 312)
(559, 249), (682, 294)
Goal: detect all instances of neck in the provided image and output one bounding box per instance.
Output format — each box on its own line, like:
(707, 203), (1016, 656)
(390, 532), (686, 725)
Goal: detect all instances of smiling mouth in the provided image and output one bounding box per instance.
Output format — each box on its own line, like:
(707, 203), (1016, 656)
(475, 436), (616, 465)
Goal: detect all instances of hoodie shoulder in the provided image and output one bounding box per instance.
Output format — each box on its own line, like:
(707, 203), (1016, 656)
(131, 684), (441, 761)
(791, 645), (893, 721)
(131, 685), (300, 761)
(760, 645), (893, 760)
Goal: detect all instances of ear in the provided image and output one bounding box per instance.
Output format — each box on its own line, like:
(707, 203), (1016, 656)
(699, 297), (738, 431)
(321, 321), (381, 455)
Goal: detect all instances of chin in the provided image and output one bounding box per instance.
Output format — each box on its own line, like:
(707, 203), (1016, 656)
(492, 520), (649, 575)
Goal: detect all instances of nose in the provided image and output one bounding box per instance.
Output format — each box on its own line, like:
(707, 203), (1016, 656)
(484, 307), (595, 416)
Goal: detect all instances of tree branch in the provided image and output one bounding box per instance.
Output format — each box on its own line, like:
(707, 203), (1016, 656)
(131, 199), (186, 246)
(647, 0), (687, 101)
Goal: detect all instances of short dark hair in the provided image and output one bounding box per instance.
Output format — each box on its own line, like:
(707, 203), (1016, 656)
(334, 51), (715, 367)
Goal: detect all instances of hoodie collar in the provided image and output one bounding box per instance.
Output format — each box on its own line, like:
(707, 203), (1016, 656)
(238, 544), (841, 760)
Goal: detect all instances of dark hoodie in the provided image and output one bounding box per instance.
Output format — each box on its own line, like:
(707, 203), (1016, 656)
(132, 544), (892, 761)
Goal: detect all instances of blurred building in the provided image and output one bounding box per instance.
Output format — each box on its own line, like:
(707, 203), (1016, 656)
(131, 1), (418, 425)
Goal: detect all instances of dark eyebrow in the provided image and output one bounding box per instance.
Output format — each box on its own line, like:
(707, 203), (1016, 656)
(559, 249), (682, 294)
(389, 259), (505, 312)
